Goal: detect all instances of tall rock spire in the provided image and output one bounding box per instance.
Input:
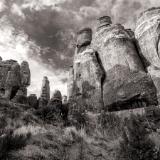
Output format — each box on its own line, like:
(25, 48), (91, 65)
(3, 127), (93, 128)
(68, 27), (105, 112)
(39, 76), (50, 107)
(20, 61), (30, 87)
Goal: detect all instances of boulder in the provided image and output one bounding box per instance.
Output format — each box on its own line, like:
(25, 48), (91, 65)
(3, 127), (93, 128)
(91, 16), (158, 111)
(135, 7), (160, 101)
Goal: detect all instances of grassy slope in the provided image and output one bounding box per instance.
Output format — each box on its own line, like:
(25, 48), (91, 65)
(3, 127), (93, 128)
(0, 99), (160, 160)
(0, 99), (119, 160)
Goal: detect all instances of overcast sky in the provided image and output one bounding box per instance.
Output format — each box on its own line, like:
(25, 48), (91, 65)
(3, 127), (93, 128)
(0, 0), (159, 97)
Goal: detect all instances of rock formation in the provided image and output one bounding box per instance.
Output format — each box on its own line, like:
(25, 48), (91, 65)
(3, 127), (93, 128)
(47, 90), (62, 115)
(67, 66), (74, 100)
(68, 16), (158, 112)
(0, 59), (31, 100)
(48, 90), (62, 106)
(20, 61), (30, 95)
(92, 16), (158, 111)
(39, 76), (50, 107)
(12, 89), (28, 104)
(69, 28), (105, 111)
(135, 7), (160, 101)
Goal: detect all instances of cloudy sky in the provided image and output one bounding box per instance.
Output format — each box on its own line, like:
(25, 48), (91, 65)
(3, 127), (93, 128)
(0, 0), (159, 97)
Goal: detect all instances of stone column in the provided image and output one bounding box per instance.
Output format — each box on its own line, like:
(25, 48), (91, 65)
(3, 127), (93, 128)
(72, 27), (105, 112)
(135, 7), (160, 102)
(39, 76), (50, 107)
(4, 62), (21, 99)
(20, 61), (31, 96)
(92, 16), (158, 111)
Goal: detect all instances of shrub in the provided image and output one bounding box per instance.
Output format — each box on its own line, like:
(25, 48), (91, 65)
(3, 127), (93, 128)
(98, 112), (123, 139)
(0, 129), (31, 159)
(34, 105), (63, 125)
(117, 114), (160, 160)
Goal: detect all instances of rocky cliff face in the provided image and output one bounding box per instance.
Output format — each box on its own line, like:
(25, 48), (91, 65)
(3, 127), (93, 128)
(93, 16), (158, 111)
(68, 16), (158, 112)
(135, 7), (160, 101)
(69, 28), (105, 111)
(0, 58), (30, 100)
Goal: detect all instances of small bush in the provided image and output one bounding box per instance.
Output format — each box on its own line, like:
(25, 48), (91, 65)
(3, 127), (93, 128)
(34, 105), (63, 125)
(98, 112), (123, 139)
(117, 114), (160, 160)
(0, 129), (31, 159)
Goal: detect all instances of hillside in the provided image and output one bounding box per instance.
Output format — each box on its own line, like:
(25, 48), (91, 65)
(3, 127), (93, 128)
(0, 98), (160, 159)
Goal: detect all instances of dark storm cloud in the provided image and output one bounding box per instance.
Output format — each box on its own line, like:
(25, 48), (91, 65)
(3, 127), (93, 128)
(2, 0), (160, 72)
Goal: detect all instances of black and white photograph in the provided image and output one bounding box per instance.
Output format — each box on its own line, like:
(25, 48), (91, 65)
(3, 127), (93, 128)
(0, 0), (160, 159)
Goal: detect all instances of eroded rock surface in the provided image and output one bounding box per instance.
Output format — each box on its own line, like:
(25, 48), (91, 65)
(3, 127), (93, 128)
(69, 28), (105, 112)
(135, 7), (160, 101)
(91, 16), (158, 111)
(39, 76), (50, 107)
(0, 59), (31, 101)
(68, 16), (158, 112)
(20, 61), (30, 88)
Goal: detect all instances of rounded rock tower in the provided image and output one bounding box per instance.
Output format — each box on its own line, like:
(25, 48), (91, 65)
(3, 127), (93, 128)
(69, 27), (104, 112)
(91, 16), (158, 111)
(135, 7), (160, 101)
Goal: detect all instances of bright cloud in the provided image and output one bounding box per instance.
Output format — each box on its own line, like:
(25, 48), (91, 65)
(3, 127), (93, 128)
(0, 17), (67, 97)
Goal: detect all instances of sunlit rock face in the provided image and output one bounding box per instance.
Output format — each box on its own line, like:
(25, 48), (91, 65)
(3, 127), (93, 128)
(39, 76), (50, 107)
(0, 58), (31, 101)
(0, 59), (21, 99)
(135, 7), (160, 101)
(91, 16), (158, 111)
(70, 28), (105, 112)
